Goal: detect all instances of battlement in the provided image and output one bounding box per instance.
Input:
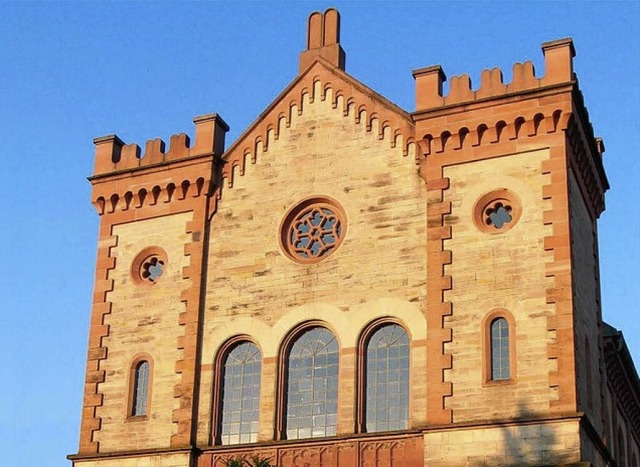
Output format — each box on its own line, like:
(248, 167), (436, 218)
(92, 113), (229, 176)
(414, 38), (575, 111)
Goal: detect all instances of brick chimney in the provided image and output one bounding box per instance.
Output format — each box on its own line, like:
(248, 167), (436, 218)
(299, 8), (346, 73)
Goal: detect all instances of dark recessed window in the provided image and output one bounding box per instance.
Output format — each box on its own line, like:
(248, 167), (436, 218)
(131, 361), (150, 416)
(490, 318), (510, 380)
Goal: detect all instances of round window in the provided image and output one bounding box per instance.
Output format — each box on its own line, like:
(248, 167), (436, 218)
(280, 197), (346, 263)
(131, 247), (168, 284)
(473, 189), (522, 234)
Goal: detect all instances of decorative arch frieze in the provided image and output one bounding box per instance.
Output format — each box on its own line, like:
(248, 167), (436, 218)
(219, 59), (416, 193)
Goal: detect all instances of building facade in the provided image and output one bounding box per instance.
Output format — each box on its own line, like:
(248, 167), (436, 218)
(69, 9), (639, 467)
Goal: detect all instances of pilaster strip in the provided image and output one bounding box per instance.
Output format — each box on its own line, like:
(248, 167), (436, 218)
(171, 203), (208, 447)
(78, 230), (117, 454)
(424, 172), (453, 424)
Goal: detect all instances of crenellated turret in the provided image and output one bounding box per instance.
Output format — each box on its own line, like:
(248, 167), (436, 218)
(414, 38), (575, 111)
(89, 113), (228, 217)
(79, 112), (229, 456)
(92, 113), (228, 176)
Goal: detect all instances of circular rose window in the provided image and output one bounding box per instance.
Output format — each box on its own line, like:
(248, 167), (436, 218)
(473, 189), (522, 234)
(280, 198), (346, 263)
(131, 247), (168, 284)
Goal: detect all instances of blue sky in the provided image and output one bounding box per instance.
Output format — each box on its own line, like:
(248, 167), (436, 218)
(0, 2), (638, 465)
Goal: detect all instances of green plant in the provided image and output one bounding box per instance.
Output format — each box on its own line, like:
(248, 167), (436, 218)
(221, 454), (276, 467)
(247, 454), (276, 467)
(221, 456), (246, 467)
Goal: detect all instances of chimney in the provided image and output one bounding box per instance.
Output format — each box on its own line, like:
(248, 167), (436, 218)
(299, 8), (346, 74)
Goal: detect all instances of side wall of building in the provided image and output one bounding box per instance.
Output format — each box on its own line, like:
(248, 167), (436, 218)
(569, 169), (606, 447)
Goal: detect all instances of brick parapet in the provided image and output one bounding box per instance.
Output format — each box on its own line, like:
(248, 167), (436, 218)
(413, 38), (575, 112)
(92, 114), (228, 176)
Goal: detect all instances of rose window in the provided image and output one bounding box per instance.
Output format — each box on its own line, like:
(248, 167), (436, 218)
(131, 247), (168, 285)
(281, 198), (346, 263)
(473, 189), (521, 234)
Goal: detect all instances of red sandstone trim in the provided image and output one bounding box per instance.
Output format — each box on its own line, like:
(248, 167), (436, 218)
(75, 147), (216, 455)
(77, 226), (117, 454)
(172, 203), (208, 447)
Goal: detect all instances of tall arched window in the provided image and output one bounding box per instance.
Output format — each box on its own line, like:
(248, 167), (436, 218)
(364, 323), (409, 432)
(490, 317), (510, 380)
(131, 360), (150, 417)
(285, 327), (339, 440)
(219, 341), (262, 445)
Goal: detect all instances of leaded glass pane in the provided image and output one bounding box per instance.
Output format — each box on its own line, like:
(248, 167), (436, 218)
(365, 324), (409, 432)
(286, 327), (338, 440)
(490, 318), (510, 380)
(132, 361), (149, 416)
(220, 342), (262, 445)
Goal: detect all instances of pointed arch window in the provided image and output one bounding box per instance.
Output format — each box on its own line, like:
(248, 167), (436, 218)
(131, 360), (150, 417)
(363, 323), (410, 432)
(219, 341), (262, 445)
(490, 317), (510, 380)
(285, 327), (339, 440)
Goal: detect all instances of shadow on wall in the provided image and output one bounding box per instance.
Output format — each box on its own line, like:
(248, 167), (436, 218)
(498, 402), (565, 467)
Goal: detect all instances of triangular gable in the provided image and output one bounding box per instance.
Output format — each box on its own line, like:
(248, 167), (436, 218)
(219, 57), (417, 192)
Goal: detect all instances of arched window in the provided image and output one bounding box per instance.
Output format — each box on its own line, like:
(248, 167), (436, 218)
(364, 323), (409, 432)
(219, 341), (262, 445)
(131, 360), (150, 416)
(285, 327), (339, 440)
(490, 317), (510, 381)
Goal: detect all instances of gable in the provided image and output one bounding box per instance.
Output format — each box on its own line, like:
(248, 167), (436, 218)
(203, 58), (427, 331)
(217, 58), (418, 193)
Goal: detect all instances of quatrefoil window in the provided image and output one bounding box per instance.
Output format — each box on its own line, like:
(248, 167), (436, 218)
(473, 190), (522, 234)
(281, 198), (346, 263)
